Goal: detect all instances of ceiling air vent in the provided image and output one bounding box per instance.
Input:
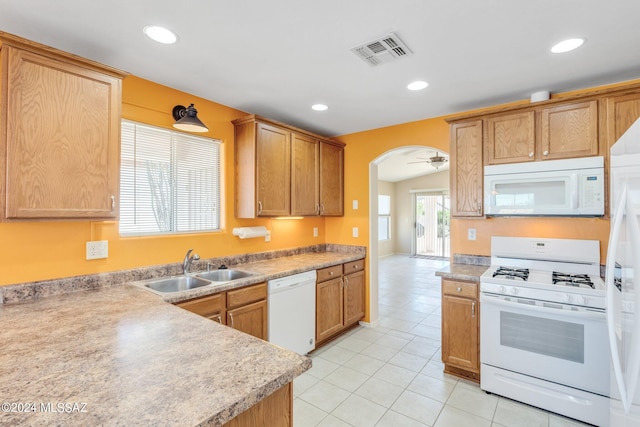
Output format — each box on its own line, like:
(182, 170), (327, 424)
(350, 32), (412, 67)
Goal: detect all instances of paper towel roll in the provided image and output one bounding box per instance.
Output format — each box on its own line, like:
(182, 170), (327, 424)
(232, 226), (269, 239)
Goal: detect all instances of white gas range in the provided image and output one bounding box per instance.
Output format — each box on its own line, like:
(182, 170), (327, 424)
(480, 236), (609, 427)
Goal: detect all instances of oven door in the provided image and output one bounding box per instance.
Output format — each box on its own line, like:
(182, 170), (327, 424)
(481, 292), (609, 395)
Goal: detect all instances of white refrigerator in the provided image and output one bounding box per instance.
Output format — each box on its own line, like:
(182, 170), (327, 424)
(607, 117), (640, 426)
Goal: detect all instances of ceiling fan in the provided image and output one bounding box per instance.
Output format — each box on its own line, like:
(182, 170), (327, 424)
(408, 152), (448, 169)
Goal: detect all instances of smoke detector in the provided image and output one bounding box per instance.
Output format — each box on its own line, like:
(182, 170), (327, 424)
(351, 32), (412, 67)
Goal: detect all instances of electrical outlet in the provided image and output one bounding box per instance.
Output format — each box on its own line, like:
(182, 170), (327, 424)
(86, 240), (108, 260)
(353, 200), (358, 210)
(352, 227), (359, 238)
(313, 227), (318, 237)
(468, 228), (477, 241)
(265, 231), (271, 242)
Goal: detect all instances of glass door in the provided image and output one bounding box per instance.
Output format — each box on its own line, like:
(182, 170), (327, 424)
(414, 192), (450, 258)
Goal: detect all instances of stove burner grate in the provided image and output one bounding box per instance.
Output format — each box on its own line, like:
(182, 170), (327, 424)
(493, 267), (529, 281)
(552, 272), (595, 289)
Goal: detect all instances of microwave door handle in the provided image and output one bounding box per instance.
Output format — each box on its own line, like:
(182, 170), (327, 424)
(570, 173), (579, 210)
(606, 183), (629, 412)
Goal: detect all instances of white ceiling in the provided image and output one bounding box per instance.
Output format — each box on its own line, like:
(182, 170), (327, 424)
(378, 148), (449, 182)
(1, 0), (639, 141)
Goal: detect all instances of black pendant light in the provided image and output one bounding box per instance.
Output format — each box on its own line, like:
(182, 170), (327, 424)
(172, 104), (208, 133)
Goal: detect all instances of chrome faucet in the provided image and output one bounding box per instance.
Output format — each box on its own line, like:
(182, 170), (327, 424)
(182, 249), (200, 274)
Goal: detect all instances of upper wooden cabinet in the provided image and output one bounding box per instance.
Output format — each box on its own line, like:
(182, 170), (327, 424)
(0, 32), (127, 220)
(450, 120), (483, 217)
(540, 100), (598, 160)
(485, 111), (535, 164)
(319, 141), (344, 216)
(233, 114), (344, 218)
(604, 91), (640, 146)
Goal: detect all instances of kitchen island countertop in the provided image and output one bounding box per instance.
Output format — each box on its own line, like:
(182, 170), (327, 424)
(435, 263), (489, 282)
(0, 284), (310, 426)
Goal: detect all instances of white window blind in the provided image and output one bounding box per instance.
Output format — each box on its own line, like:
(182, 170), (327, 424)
(120, 120), (221, 236)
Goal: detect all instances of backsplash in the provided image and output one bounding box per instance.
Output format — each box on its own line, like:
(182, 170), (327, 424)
(453, 253), (491, 266)
(0, 244), (365, 305)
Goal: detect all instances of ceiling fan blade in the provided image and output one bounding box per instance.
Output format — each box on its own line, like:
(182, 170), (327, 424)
(407, 161), (429, 164)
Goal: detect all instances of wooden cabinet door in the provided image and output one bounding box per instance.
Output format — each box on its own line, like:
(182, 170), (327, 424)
(3, 45), (121, 219)
(255, 122), (290, 216)
(343, 270), (365, 326)
(442, 294), (478, 373)
(223, 382), (292, 427)
(227, 299), (267, 340)
(319, 142), (344, 216)
(316, 277), (344, 342)
(291, 133), (319, 216)
(450, 120), (483, 217)
(541, 100), (598, 160)
(605, 92), (640, 146)
(486, 111), (536, 164)
(177, 293), (226, 324)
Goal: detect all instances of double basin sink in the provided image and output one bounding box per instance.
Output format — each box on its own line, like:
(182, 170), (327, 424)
(136, 269), (255, 293)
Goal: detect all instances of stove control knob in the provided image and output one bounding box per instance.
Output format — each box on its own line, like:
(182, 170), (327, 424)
(510, 287), (518, 295)
(580, 296), (588, 306)
(564, 293), (573, 303)
(499, 286), (506, 294)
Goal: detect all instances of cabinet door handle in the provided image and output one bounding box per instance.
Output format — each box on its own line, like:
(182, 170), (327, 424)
(472, 302), (476, 318)
(529, 152), (534, 158)
(543, 150), (549, 156)
(316, 204), (320, 215)
(329, 271), (334, 276)
(229, 312), (235, 328)
(344, 276), (349, 288)
(353, 264), (358, 269)
(258, 201), (263, 214)
(320, 203), (325, 215)
(110, 195), (115, 212)
(340, 278), (344, 289)
(477, 202), (481, 214)
(213, 314), (222, 324)
(457, 287), (462, 292)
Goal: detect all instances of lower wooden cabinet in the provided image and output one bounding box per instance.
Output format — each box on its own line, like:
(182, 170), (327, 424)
(441, 278), (480, 382)
(316, 259), (365, 345)
(223, 382), (292, 427)
(176, 282), (267, 340)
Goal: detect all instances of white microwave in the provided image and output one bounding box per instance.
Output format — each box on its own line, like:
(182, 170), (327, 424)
(484, 156), (604, 216)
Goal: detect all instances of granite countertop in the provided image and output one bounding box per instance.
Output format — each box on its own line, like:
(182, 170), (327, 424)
(435, 263), (489, 282)
(0, 284), (310, 426)
(143, 251), (366, 304)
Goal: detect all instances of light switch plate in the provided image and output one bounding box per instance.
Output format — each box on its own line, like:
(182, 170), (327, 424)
(313, 227), (318, 237)
(352, 227), (359, 238)
(468, 228), (477, 241)
(86, 240), (108, 260)
(353, 200), (358, 210)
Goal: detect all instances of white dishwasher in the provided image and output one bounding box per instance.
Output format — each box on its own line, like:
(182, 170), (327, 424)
(267, 270), (316, 355)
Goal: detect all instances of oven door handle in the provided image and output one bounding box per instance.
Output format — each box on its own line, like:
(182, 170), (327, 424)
(480, 294), (605, 320)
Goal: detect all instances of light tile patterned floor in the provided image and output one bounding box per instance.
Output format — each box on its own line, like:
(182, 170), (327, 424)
(293, 255), (592, 427)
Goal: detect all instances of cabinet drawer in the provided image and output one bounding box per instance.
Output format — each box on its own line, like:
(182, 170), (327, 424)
(317, 265), (342, 282)
(227, 283), (267, 309)
(343, 259), (365, 274)
(442, 279), (477, 299)
(177, 293), (226, 321)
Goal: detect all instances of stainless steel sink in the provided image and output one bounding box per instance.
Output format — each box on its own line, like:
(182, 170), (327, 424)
(196, 269), (253, 282)
(142, 276), (212, 293)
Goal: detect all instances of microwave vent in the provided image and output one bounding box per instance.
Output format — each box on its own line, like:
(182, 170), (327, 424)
(351, 32), (412, 67)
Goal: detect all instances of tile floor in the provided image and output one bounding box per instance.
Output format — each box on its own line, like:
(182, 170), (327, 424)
(293, 255), (592, 427)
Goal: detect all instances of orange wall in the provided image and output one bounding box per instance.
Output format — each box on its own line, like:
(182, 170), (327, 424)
(0, 76), (326, 286)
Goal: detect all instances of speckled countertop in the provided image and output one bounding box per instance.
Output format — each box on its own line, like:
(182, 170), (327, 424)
(0, 284), (310, 426)
(151, 251), (366, 304)
(435, 263), (489, 282)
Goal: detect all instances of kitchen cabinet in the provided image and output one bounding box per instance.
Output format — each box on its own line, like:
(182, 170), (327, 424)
(233, 115), (344, 218)
(176, 282), (268, 340)
(450, 120), (483, 217)
(540, 100), (599, 160)
(223, 382), (292, 427)
(441, 278), (479, 382)
(604, 91), (640, 146)
(319, 141), (344, 216)
(485, 111), (536, 164)
(0, 32), (126, 220)
(316, 260), (365, 345)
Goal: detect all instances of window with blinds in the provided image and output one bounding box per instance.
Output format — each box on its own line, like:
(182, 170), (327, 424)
(120, 120), (221, 236)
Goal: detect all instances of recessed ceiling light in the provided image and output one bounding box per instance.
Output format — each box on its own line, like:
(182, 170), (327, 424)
(143, 26), (177, 44)
(407, 80), (429, 91)
(551, 38), (585, 53)
(312, 104), (328, 111)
